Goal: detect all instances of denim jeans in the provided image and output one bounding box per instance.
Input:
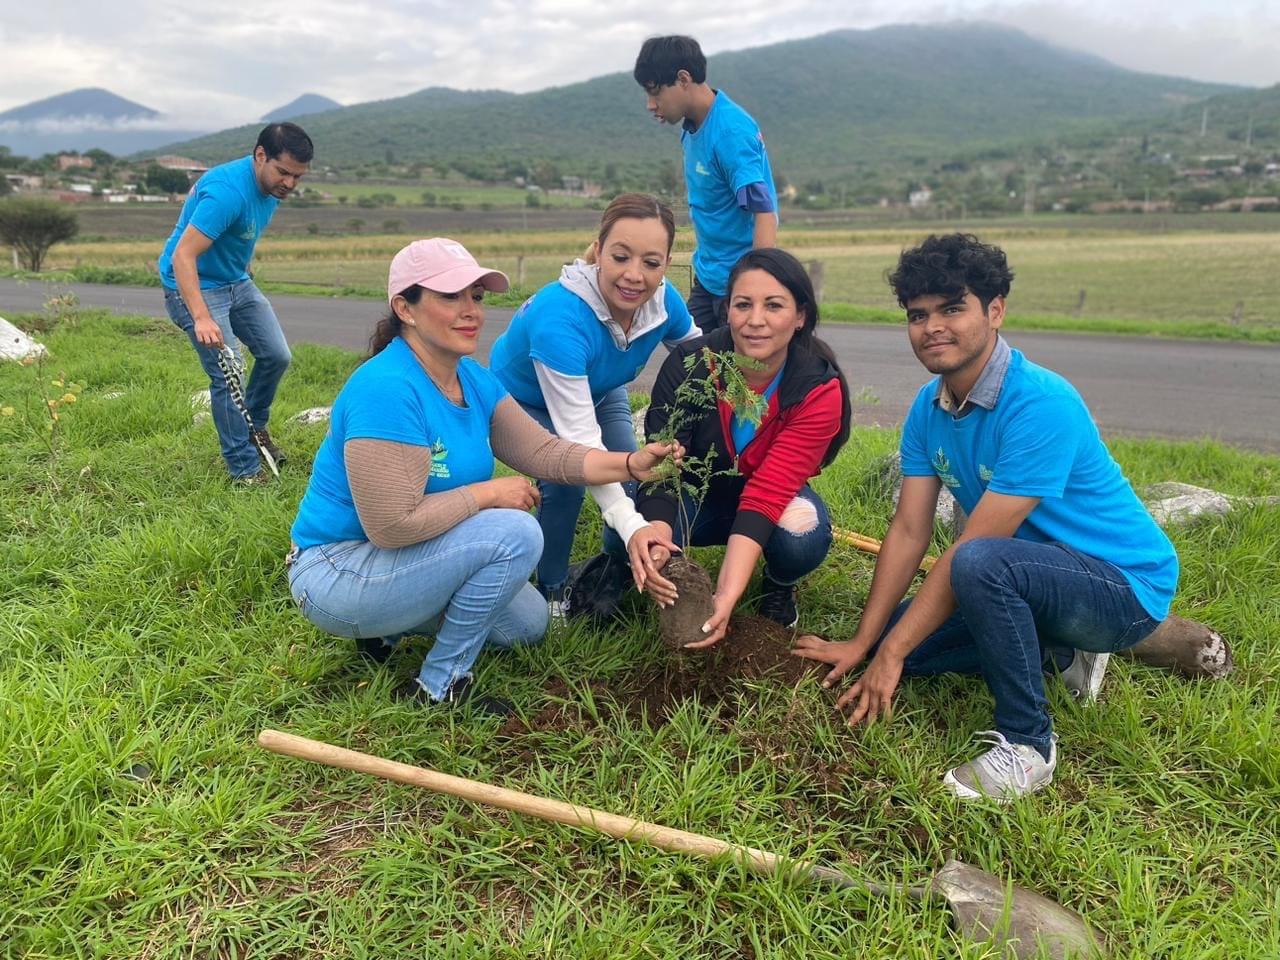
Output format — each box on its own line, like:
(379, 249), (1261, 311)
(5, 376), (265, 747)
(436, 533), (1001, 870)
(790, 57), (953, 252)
(287, 510), (548, 700)
(881, 538), (1161, 759)
(687, 276), (727, 333)
(164, 281), (292, 479)
(666, 484), (833, 585)
(519, 386), (635, 593)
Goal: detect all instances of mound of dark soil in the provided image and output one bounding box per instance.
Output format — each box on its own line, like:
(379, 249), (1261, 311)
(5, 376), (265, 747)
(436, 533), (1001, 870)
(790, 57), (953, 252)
(500, 615), (826, 737)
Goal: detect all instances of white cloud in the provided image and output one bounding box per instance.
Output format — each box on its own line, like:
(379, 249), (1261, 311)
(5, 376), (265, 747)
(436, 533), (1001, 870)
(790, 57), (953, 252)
(0, 0), (1275, 132)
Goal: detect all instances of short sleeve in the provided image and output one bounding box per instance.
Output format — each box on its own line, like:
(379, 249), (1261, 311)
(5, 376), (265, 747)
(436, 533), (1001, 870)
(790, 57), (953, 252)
(187, 181), (241, 243)
(718, 126), (771, 195)
(525, 301), (592, 378)
(899, 386), (935, 476)
(987, 396), (1087, 498)
(342, 378), (430, 447)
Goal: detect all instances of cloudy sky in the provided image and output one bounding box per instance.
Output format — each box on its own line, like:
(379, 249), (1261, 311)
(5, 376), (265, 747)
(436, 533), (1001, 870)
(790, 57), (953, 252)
(1, 0), (1276, 127)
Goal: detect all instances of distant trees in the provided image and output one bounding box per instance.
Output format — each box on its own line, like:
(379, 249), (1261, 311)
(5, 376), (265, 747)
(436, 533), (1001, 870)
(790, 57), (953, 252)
(0, 198), (80, 272)
(144, 164), (191, 195)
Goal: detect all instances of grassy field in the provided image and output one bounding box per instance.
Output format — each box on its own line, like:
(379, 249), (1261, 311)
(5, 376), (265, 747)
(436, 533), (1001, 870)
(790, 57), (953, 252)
(21, 214), (1280, 341)
(2, 310), (1278, 958)
(311, 181), (596, 209)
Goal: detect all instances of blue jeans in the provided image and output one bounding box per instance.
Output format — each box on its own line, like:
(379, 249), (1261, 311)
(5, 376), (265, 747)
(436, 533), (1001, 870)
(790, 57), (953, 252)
(520, 386), (635, 593)
(287, 510), (549, 700)
(882, 538), (1161, 759)
(668, 484), (833, 585)
(164, 281), (292, 479)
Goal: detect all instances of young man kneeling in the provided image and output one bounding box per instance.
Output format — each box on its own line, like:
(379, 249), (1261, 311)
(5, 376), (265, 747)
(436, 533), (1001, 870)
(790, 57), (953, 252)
(796, 233), (1178, 802)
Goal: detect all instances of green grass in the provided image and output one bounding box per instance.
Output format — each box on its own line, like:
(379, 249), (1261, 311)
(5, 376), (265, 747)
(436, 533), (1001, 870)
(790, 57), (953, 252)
(2, 312), (1278, 958)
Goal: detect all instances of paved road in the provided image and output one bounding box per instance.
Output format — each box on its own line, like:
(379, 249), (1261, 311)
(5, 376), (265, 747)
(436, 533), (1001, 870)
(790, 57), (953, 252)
(4, 278), (1278, 451)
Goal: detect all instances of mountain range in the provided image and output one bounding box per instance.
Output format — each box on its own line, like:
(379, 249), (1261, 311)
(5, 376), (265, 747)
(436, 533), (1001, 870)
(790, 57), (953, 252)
(261, 94), (344, 123)
(3, 24), (1269, 182)
(146, 24), (1243, 180)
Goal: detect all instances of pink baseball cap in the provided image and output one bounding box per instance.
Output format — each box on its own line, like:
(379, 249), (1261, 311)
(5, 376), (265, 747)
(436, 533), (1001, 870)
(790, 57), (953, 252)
(387, 238), (509, 303)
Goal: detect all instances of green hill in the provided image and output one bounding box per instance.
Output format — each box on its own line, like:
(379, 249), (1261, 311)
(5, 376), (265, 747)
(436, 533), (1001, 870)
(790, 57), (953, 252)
(152, 22), (1236, 181)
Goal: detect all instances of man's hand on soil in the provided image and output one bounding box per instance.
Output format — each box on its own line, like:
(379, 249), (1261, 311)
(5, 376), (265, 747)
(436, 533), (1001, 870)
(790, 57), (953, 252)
(792, 635), (872, 688)
(836, 651), (903, 727)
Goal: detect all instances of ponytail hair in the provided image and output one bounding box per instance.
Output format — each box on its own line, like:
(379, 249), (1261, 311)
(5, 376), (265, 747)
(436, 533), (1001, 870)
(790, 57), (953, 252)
(726, 249), (852, 466)
(367, 284), (424, 357)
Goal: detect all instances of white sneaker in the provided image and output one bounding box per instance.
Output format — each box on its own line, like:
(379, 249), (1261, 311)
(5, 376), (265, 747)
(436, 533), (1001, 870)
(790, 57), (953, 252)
(1059, 650), (1111, 703)
(943, 730), (1058, 803)
(545, 586), (568, 622)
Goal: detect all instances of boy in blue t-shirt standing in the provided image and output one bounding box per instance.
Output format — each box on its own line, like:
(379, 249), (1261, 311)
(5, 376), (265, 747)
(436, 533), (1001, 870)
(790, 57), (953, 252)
(796, 233), (1178, 802)
(633, 35), (777, 332)
(158, 122), (313, 483)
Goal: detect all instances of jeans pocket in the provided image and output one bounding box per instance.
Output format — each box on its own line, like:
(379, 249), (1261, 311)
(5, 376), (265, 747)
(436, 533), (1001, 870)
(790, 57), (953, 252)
(297, 589), (360, 638)
(1113, 616), (1160, 652)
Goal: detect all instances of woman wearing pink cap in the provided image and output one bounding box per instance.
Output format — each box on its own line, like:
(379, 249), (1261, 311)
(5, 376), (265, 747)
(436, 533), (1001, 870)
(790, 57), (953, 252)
(287, 237), (678, 714)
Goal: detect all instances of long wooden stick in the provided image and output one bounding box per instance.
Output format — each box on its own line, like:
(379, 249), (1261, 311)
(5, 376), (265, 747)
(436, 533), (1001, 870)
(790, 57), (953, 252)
(257, 729), (899, 896)
(832, 526), (935, 572)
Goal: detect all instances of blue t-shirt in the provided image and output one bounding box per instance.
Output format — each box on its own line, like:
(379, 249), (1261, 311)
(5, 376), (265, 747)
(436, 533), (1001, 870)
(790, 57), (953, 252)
(158, 155), (278, 289)
(682, 91), (778, 296)
(900, 349), (1178, 619)
(290, 337), (508, 549)
(488, 279), (694, 408)
(731, 362), (784, 454)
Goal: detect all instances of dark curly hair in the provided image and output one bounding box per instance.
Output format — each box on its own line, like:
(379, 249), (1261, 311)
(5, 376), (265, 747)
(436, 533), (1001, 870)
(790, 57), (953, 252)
(888, 233), (1014, 310)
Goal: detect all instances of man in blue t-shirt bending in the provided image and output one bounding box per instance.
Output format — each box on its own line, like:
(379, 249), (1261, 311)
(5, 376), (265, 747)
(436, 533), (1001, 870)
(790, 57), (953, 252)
(633, 36), (777, 332)
(158, 123), (312, 483)
(796, 233), (1178, 802)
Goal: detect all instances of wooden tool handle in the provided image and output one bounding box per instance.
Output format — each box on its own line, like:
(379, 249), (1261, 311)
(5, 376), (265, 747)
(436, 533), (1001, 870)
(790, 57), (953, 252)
(257, 730), (890, 893)
(832, 526), (935, 572)
(260, 730), (771, 866)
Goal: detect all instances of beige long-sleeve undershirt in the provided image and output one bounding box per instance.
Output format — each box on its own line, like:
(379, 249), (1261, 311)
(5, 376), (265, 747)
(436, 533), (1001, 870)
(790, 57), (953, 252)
(345, 395), (590, 549)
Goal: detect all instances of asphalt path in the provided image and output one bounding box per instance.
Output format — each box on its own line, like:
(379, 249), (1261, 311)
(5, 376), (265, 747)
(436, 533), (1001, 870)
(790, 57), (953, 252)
(3, 277), (1277, 452)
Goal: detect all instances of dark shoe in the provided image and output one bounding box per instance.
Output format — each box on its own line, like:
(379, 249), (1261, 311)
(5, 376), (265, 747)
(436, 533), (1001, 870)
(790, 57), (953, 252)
(355, 636), (395, 664)
(230, 471), (271, 487)
(758, 574), (799, 628)
(251, 428), (287, 466)
(563, 552), (630, 625)
(394, 676), (514, 717)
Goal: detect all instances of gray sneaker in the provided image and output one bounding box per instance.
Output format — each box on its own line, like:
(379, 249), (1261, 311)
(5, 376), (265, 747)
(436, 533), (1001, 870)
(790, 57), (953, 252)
(1059, 650), (1111, 703)
(943, 730), (1058, 803)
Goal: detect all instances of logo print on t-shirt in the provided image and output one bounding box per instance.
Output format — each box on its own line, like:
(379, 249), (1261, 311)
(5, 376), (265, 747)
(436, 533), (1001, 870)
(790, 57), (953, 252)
(979, 463), (994, 483)
(695, 162), (711, 177)
(239, 223), (257, 241)
(933, 447), (960, 488)
(429, 438), (450, 479)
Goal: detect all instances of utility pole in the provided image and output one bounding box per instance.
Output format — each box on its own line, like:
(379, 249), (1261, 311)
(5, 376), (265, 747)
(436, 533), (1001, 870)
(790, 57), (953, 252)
(1199, 106), (1209, 138)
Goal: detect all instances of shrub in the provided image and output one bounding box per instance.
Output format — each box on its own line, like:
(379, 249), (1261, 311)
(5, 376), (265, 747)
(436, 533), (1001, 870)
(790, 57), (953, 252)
(0, 198), (79, 272)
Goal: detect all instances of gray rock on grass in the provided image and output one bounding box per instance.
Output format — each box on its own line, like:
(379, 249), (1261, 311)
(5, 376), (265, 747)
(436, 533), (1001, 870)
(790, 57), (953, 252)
(291, 407), (332, 425)
(1142, 481), (1279, 526)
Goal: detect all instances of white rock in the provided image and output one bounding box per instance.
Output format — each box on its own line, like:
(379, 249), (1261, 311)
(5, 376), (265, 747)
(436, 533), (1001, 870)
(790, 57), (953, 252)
(0, 317), (48, 361)
(1142, 481), (1278, 527)
(632, 406), (648, 443)
(291, 406), (332, 425)
(101, 391), (125, 401)
(190, 389), (210, 409)
(1147, 492), (1233, 526)
(880, 452), (966, 537)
